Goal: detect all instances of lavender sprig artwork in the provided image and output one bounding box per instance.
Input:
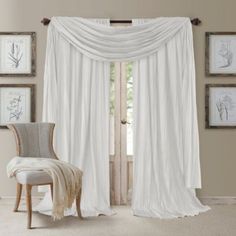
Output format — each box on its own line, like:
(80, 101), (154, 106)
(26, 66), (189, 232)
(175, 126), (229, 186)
(6, 95), (23, 121)
(8, 43), (23, 69)
(0, 34), (33, 75)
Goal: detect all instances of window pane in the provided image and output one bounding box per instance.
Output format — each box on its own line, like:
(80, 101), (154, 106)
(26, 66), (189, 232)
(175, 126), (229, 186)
(126, 62), (133, 156)
(109, 62), (115, 156)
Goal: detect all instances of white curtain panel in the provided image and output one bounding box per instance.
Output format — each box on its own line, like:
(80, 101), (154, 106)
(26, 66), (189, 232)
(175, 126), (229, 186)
(43, 19), (113, 217)
(132, 19), (209, 218)
(42, 16), (209, 218)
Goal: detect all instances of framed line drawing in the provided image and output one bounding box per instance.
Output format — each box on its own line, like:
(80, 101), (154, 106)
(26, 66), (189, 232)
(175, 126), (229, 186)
(206, 32), (236, 76)
(205, 84), (236, 128)
(0, 84), (35, 128)
(0, 32), (36, 76)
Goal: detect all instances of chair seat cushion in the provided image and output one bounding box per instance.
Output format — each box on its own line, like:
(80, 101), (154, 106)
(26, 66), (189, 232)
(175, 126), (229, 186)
(16, 170), (52, 185)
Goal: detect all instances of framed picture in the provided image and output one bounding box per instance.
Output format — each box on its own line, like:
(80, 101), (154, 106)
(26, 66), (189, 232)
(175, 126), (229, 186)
(0, 32), (36, 76)
(0, 84), (35, 128)
(205, 84), (236, 128)
(206, 32), (236, 76)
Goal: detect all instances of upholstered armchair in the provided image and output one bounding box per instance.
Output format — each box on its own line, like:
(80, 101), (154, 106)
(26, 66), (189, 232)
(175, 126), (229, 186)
(8, 123), (82, 229)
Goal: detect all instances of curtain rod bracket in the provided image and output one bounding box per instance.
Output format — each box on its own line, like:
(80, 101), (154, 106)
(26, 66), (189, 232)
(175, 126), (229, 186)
(41, 17), (202, 26)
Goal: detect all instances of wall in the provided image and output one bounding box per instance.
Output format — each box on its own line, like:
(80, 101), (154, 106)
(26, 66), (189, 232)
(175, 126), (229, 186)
(0, 0), (236, 198)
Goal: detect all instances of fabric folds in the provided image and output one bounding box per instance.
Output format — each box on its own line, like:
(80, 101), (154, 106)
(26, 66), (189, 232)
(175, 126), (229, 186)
(7, 157), (82, 220)
(131, 19), (209, 218)
(43, 19), (113, 217)
(42, 16), (209, 218)
(50, 17), (189, 61)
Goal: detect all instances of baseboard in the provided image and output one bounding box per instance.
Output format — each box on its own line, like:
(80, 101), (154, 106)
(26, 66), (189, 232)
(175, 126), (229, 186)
(199, 196), (236, 205)
(0, 196), (42, 200)
(1, 196), (236, 205)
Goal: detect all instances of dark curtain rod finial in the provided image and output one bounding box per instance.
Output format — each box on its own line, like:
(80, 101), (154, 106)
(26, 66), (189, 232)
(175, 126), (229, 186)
(41, 18), (51, 25)
(41, 17), (202, 26)
(191, 18), (202, 26)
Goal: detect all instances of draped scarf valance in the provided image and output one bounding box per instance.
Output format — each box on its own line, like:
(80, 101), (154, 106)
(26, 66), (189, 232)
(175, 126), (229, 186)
(49, 17), (191, 61)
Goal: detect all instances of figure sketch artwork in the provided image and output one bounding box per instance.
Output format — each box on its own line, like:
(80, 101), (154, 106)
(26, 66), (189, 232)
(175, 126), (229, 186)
(0, 35), (31, 74)
(0, 87), (31, 125)
(210, 35), (236, 74)
(209, 87), (236, 126)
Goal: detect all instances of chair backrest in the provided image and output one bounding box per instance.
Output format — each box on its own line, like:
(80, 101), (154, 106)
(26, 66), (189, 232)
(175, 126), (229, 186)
(8, 123), (58, 159)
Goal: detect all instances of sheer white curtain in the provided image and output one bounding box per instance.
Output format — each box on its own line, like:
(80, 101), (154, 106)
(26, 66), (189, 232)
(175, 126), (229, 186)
(42, 17), (209, 218)
(132, 19), (209, 218)
(42, 19), (113, 217)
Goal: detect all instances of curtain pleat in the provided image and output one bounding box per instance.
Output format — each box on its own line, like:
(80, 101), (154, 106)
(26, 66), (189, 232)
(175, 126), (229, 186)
(41, 16), (209, 218)
(50, 17), (190, 61)
(131, 19), (209, 218)
(42, 19), (113, 217)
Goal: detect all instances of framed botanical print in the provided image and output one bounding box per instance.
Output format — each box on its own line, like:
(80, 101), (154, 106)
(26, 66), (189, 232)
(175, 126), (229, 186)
(0, 84), (35, 128)
(205, 84), (236, 128)
(0, 32), (36, 76)
(206, 32), (236, 76)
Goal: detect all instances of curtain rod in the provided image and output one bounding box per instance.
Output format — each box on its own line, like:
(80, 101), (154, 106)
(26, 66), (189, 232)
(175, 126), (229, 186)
(41, 18), (202, 26)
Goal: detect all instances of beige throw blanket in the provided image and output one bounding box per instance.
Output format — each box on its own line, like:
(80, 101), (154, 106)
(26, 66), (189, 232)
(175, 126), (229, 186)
(7, 157), (82, 220)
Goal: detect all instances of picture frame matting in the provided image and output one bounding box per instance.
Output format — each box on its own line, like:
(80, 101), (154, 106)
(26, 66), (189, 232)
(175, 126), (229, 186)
(0, 32), (36, 77)
(0, 84), (36, 129)
(205, 84), (236, 128)
(206, 32), (236, 76)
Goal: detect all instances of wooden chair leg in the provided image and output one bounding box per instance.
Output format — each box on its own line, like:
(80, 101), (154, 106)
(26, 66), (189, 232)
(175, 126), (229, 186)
(76, 188), (82, 218)
(14, 183), (22, 212)
(50, 183), (53, 200)
(26, 184), (32, 229)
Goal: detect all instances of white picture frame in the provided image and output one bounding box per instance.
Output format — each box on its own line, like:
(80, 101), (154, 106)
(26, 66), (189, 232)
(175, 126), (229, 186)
(206, 32), (236, 76)
(206, 84), (236, 128)
(0, 84), (35, 128)
(0, 32), (36, 76)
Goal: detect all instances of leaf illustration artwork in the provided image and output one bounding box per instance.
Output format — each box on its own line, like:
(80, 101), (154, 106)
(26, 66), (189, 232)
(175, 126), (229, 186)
(6, 95), (23, 121)
(8, 42), (23, 68)
(217, 41), (233, 68)
(216, 95), (235, 121)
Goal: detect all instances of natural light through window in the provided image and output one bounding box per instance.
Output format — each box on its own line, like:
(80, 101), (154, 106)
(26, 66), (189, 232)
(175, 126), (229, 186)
(109, 62), (115, 156)
(126, 62), (133, 156)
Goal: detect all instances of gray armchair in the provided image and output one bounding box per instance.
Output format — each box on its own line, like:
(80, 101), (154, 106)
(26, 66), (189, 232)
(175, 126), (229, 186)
(8, 123), (82, 229)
